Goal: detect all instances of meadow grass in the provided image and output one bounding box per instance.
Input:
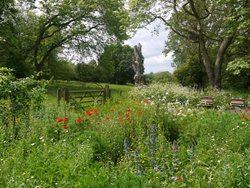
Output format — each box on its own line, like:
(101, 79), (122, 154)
(46, 80), (133, 98)
(1, 82), (250, 187)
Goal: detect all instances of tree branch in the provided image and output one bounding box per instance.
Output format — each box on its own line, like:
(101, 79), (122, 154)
(182, 2), (196, 18)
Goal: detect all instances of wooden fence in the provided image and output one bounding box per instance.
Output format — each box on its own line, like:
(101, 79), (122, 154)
(57, 85), (111, 106)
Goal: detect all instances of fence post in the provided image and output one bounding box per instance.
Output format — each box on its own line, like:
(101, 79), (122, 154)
(103, 85), (110, 104)
(63, 88), (69, 103)
(57, 88), (69, 105)
(105, 85), (111, 98)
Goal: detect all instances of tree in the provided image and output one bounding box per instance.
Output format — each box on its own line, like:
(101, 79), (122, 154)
(0, 0), (15, 21)
(75, 61), (96, 82)
(129, 0), (250, 89)
(13, 0), (129, 76)
(98, 44), (134, 84)
(45, 51), (77, 80)
(145, 71), (173, 84)
(0, 0), (34, 77)
(165, 31), (206, 88)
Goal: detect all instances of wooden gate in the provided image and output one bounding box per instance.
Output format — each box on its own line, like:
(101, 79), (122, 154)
(57, 85), (111, 106)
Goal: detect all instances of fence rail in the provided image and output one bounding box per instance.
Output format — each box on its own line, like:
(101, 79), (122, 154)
(57, 85), (111, 106)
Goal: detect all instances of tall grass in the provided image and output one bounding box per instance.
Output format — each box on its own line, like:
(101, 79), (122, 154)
(1, 82), (250, 187)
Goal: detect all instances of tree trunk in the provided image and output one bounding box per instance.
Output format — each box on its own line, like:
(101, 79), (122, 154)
(199, 38), (215, 87)
(199, 35), (233, 89)
(34, 63), (44, 79)
(214, 37), (233, 89)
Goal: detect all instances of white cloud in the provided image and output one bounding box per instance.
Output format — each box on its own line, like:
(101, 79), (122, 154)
(125, 20), (174, 74)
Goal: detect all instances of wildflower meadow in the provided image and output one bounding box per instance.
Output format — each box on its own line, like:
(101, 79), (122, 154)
(1, 70), (250, 187)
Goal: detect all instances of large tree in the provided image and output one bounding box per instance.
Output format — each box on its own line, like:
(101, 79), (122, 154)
(12, 0), (129, 76)
(129, 0), (250, 88)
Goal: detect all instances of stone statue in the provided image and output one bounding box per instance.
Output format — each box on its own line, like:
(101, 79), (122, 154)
(132, 43), (144, 86)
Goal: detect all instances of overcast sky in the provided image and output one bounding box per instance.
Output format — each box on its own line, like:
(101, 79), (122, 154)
(125, 21), (174, 74)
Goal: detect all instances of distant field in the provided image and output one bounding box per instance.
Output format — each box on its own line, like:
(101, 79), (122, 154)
(46, 80), (134, 103)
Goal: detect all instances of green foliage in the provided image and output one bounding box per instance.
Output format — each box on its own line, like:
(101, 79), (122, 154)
(28, 0), (130, 73)
(145, 71), (174, 84)
(224, 58), (250, 89)
(98, 44), (135, 84)
(0, 67), (47, 138)
(1, 80), (250, 187)
(129, 0), (250, 89)
(227, 58), (250, 76)
(0, 3), (34, 78)
(75, 62), (97, 82)
(1, 0), (131, 78)
(174, 61), (206, 88)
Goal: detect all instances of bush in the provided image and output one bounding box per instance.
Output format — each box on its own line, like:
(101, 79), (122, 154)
(0, 67), (47, 139)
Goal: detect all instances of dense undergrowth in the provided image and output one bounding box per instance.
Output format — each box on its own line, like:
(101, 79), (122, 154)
(0, 69), (250, 187)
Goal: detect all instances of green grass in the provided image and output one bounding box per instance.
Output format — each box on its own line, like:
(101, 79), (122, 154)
(47, 80), (133, 96)
(1, 82), (250, 187)
(46, 80), (133, 105)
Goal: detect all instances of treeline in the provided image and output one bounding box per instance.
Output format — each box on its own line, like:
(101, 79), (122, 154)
(38, 44), (135, 84)
(1, 0), (250, 89)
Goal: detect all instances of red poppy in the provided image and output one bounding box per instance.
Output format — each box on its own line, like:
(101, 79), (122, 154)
(118, 115), (122, 119)
(126, 108), (131, 112)
(110, 108), (115, 113)
(57, 118), (63, 123)
(105, 117), (110, 121)
(242, 114), (248, 121)
(85, 110), (92, 116)
(125, 113), (131, 118)
(64, 117), (69, 122)
(64, 125), (69, 129)
(93, 109), (98, 115)
(120, 120), (125, 125)
(138, 110), (143, 115)
(76, 118), (82, 124)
